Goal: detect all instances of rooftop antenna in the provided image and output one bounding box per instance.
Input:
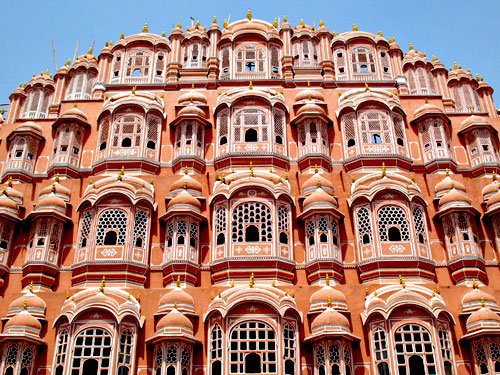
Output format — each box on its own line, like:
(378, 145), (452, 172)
(190, 16), (195, 27)
(91, 40), (95, 53)
(52, 40), (57, 71)
(73, 39), (80, 61)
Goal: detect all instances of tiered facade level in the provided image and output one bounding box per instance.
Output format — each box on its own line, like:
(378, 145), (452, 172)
(1, 12), (500, 375)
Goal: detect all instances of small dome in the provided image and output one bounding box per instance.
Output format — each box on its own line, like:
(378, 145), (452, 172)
(35, 194), (67, 212)
(302, 173), (334, 195)
(439, 188), (471, 208)
(487, 190), (500, 210)
(60, 106), (89, 122)
(295, 88), (325, 103)
(462, 287), (499, 312)
(434, 174), (466, 196)
(16, 121), (43, 136)
(178, 104), (206, 118)
(310, 286), (347, 312)
(158, 287), (195, 315)
(296, 102), (326, 117)
(8, 292), (46, 318)
(39, 181), (71, 199)
(482, 177), (499, 202)
(4, 310), (41, 331)
(156, 308), (193, 333)
(4, 181), (23, 203)
(0, 194), (18, 211)
(311, 307), (350, 332)
(466, 307), (500, 329)
(303, 187), (338, 210)
(178, 89), (208, 105)
(461, 115), (490, 131)
(167, 190), (201, 210)
(413, 102), (445, 121)
(170, 174), (203, 195)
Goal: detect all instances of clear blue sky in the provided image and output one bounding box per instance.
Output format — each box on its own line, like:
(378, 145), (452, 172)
(1, 0), (499, 105)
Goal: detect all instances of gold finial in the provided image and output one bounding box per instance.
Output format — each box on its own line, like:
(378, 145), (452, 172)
(71, 293), (75, 302)
(316, 179), (322, 188)
(223, 19), (228, 28)
(55, 174), (60, 183)
(195, 20), (200, 28)
(308, 93), (312, 101)
(65, 58), (71, 66)
(230, 279), (234, 288)
(218, 292), (221, 298)
(378, 30), (383, 36)
(23, 298), (28, 310)
(290, 291), (295, 298)
(177, 22), (182, 29)
(249, 162), (254, 177)
(213, 16), (217, 24)
(161, 31), (166, 37)
(365, 287), (370, 296)
(51, 183), (56, 193)
(453, 61), (461, 70)
(399, 274), (406, 289)
(249, 80), (253, 90)
(246, 9), (252, 21)
(424, 97), (429, 104)
(176, 275), (181, 287)
(45, 69), (49, 75)
(132, 86), (137, 95)
(120, 32), (125, 39)
(435, 285), (441, 295)
(99, 276), (106, 293)
(388, 36), (395, 43)
(493, 172), (497, 181)
(332, 30), (338, 37)
(365, 82), (369, 91)
(28, 281), (34, 293)
(184, 166), (189, 175)
(314, 165), (319, 173)
(327, 296), (332, 308)
(118, 165), (125, 181)
(284, 172), (289, 180)
(249, 272), (255, 288)
(319, 20), (325, 27)
(283, 15), (287, 23)
(66, 290), (70, 299)
(7, 177), (12, 187)
(472, 278), (478, 289)
(352, 23), (358, 31)
(136, 293), (141, 302)
(128, 293), (131, 301)
(445, 168), (450, 177)
(408, 42), (413, 50)
(273, 18), (278, 28)
(325, 273), (330, 286)
(381, 162), (386, 177)
(411, 174), (416, 183)
(480, 297), (485, 308)
(272, 279), (276, 287)
(300, 19), (305, 26)
(183, 182), (188, 190)
(210, 292), (215, 300)
(87, 46), (93, 55)
(109, 41), (113, 47)
(431, 54), (438, 62)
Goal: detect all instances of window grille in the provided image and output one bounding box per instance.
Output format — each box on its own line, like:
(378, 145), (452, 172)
(22, 87), (52, 119)
(189, 223), (198, 248)
(395, 324), (436, 375)
(125, 50), (151, 80)
(229, 321), (277, 374)
(166, 345), (177, 364)
(270, 46), (280, 77)
(235, 45), (266, 78)
(378, 205), (410, 242)
(392, 112), (407, 149)
(54, 329), (69, 368)
(220, 48), (230, 78)
(438, 327), (453, 361)
(181, 346), (190, 367)
(413, 206), (427, 244)
(146, 114), (161, 151)
(70, 328), (112, 374)
(112, 115), (143, 149)
(154, 52), (166, 79)
(217, 109), (229, 151)
(380, 49), (391, 79)
(6, 344), (19, 366)
(231, 202), (273, 242)
(167, 222), (174, 247)
(334, 48), (347, 80)
(350, 47), (376, 78)
(215, 205), (227, 246)
(277, 204), (290, 245)
(359, 110), (391, 147)
(154, 346), (163, 373)
(118, 329), (134, 369)
(373, 327), (388, 362)
(342, 113), (357, 151)
(96, 209), (128, 245)
(315, 345), (325, 366)
(211, 325), (223, 361)
(77, 210), (93, 249)
(329, 344), (340, 364)
(65, 70), (96, 100)
(283, 323), (296, 361)
(450, 83), (483, 113)
(233, 108), (269, 148)
(273, 108), (285, 146)
(20, 346), (34, 372)
(133, 210), (148, 248)
(357, 207), (372, 244)
(111, 53), (123, 81)
(98, 117), (111, 151)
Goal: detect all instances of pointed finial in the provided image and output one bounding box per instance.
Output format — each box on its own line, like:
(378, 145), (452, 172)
(364, 82), (370, 91)
(210, 292), (215, 300)
(87, 46), (93, 55)
(118, 165), (125, 181)
(136, 293), (141, 302)
(249, 272), (255, 288)
(213, 16), (218, 24)
(99, 276), (106, 293)
(316, 178), (322, 188)
(249, 161), (254, 177)
(55, 174), (60, 183)
(377, 30), (383, 36)
(314, 165), (319, 173)
(120, 32), (125, 39)
(249, 80), (253, 90)
(273, 18), (278, 28)
(481, 297), (485, 308)
(399, 274), (406, 289)
(272, 279), (276, 287)
(246, 9), (252, 21)
(128, 293), (131, 301)
(65, 58), (71, 66)
(283, 15), (287, 23)
(325, 273), (330, 286)
(352, 23), (358, 31)
(28, 281), (34, 293)
(223, 19), (228, 28)
(195, 20), (200, 28)
(319, 20), (325, 27)
(177, 22), (182, 29)
(435, 285), (441, 295)
(327, 296), (332, 308)
(7, 177), (12, 187)
(66, 290), (70, 299)
(132, 86), (137, 95)
(161, 31), (166, 37)
(382, 162), (386, 177)
(472, 278), (478, 289)
(230, 279), (235, 288)
(23, 298), (28, 310)
(408, 42), (413, 50)
(300, 19), (305, 26)
(176, 275), (181, 287)
(493, 172), (497, 181)
(365, 287), (370, 296)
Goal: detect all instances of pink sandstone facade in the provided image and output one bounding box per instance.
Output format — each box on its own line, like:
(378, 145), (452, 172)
(0, 11), (500, 375)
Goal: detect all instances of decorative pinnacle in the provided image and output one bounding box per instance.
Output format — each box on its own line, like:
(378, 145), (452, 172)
(327, 296), (332, 308)
(352, 23), (358, 31)
(381, 162), (386, 177)
(55, 174), (60, 183)
(99, 276), (106, 293)
(213, 16), (217, 24)
(246, 9), (252, 21)
(365, 287), (370, 296)
(177, 22), (182, 29)
(399, 274), (406, 289)
(66, 290), (70, 299)
(388, 36), (395, 43)
(283, 15), (287, 23)
(87, 46), (93, 55)
(249, 161), (254, 177)
(408, 42), (413, 50)
(377, 30), (383, 36)
(272, 279), (276, 287)
(7, 177), (12, 187)
(435, 285), (441, 295)
(325, 273), (330, 286)
(300, 19), (305, 26)
(223, 19), (228, 28)
(249, 272), (255, 288)
(480, 297), (485, 308)
(273, 18), (278, 28)
(472, 278), (478, 289)
(365, 82), (369, 91)
(23, 298), (28, 310)
(319, 20), (325, 27)
(118, 165), (125, 181)
(161, 31), (166, 37)
(176, 275), (181, 287)
(184, 166), (189, 175)
(493, 172), (497, 181)
(249, 80), (253, 90)
(120, 32), (125, 39)
(28, 281), (34, 293)
(132, 86), (137, 95)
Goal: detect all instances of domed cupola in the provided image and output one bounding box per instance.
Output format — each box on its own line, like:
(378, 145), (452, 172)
(462, 280), (500, 314)
(156, 277), (196, 317)
(169, 168), (203, 197)
(0, 298), (44, 345)
(309, 275), (348, 313)
(302, 169), (335, 196)
(7, 282), (46, 319)
(464, 302), (500, 340)
(434, 170), (466, 200)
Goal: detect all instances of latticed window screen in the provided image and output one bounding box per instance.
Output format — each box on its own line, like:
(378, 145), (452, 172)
(117, 329), (134, 368)
(392, 112), (407, 147)
(22, 87), (52, 118)
(65, 70), (96, 100)
(450, 83), (483, 113)
(181, 346), (191, 368)
(293, 39), (318, 67)
(273, 108), (285, 145)
(54, 329), (69, 367)
(220, 48), (231, 76)
(413, 206), (427, 244)
(154, 52), (166, 77)
(395, 324), (436, 375)
(5, 343), (19, 367)
(315, 345), (325, 367)
(438, 326), (453, 361)
(342, 113), (357, 149)
(79, 210), (93, 248)
(235, 45), (265, 73)
(270, 46), (280, 76)
(356, 207), (372, 244)
(329, 344), (340, 364)
(378, 205), (410, 242)
(146, 115), (161, 150)
(98, 118), (111, 150)
(334, 48), (347, 79)
(166, 345), (177, 364)
(359, 110), (391, 145)
(211, 325), (223, 360)
(350, 47), (376, 75)
(154, 346), (163, 373)
(373, 327), (389, 363)
(71, 328), (112, 374)
(132, 210), (148, 248)
(112, 115), (143, 148)
(379, 49), (391, 79)
(229, 321), (277, 374)
(283, 323), (296, 361)
(277, 204), (290, 244)
(217, 109), (229, 147)
(231, 202), (273, 242)
(96, 209), (128, 245)
(215, 205), (227, 245)
(125, 50), (151, 77)
(233, 108), (269, 144)
(20, 346), (34, 372)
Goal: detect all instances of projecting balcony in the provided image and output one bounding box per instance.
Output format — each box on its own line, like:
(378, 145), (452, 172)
(215, 141), (288, 170)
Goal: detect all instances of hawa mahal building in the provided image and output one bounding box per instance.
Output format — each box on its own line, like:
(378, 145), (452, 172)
(0, 11), (500, 375)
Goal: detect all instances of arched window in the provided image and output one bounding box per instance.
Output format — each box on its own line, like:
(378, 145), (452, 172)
(283, 323), (296, 374)
(395, 324), (436, 374)
(413, 206), (428, 245)
(184, 43), (207, 69)
(124, 50), (151, 83)
(214, 206), (227, 249)
(233, 108), (269, 146)
(70, 328), (112, 374)
(270, 46), (280, 78)
(359, 111), (391, 147)
(278, 205), (290, 246)
(53, 329), (69, 372)
(450, 83), (483, 113)
(21, 87), (53, 119)
(216, 109), (229, 152)
(220, 47), (231, 79)
(229, 321), (277, 373)
(350, 47), (376, 78)
(235, 45), (266, 78)
(357, 207), (373, 245)
(315, 345), (325, 374)
(96, 209), (128, 246)
(231, 202), (272, 243)
(378, 206), (410, 242)
(117, 329), (134, 372)
(65, 70), (96, 100)
(133, 210), (148, 249)
(245, 128), (258, 142)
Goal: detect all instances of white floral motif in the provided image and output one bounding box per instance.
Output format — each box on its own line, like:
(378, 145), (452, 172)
(101, 248), (117, 257)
